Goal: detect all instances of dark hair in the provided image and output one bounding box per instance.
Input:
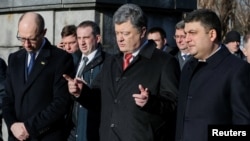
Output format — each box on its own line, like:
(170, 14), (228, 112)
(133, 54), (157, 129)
(113, 3), (147, 33)
(77, 20), (100, 36)
(184, 9), (222, 41)
(61, 25), (77, 38)
(147, 27), (166, 40)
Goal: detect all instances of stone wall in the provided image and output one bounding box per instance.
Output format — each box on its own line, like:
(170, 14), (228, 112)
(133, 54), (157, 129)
(0, 0), (196, 63)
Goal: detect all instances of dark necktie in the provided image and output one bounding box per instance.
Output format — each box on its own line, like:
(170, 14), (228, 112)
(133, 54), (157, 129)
(182, 54), (188, 61)
(27, 52), (36, 75)
(76, 57), (88, 78)
(123, 53), (133, 70)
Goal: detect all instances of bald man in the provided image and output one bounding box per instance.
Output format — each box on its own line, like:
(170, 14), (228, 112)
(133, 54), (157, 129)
(2, 12), (74, 141)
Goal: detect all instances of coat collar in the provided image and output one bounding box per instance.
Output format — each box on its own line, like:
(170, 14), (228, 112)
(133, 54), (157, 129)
(186, 44), (231, 76)
(83, 46), (106, 72)
(24, 38), (52, 89)
(114, 40), (156, 71)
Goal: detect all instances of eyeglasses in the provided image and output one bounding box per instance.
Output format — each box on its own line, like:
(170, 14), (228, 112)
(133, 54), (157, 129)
(16, 31), (42, 43)
(173, 35), (186, 40)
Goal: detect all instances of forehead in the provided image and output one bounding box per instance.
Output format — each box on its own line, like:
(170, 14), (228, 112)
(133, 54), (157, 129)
(77, 26), (93, 34)
(175, 29), (185, 35)
(148, 32), (161, 37)
(114, 20), (136, 31)
(184, 21), (204, 32)
(62, 35), (77, 41)
(18, 20), (38, 36)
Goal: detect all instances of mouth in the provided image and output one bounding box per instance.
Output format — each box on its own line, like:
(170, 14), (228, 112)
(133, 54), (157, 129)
(118, 44), (125, 48)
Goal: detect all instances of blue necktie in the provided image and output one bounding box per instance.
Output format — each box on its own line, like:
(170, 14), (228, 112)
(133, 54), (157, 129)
(27, 52), (36, 75)
(182, 54), (188, 61)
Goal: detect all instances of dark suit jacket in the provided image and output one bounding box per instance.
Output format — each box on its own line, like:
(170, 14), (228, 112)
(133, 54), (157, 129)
(176, 45), (250, 141)
(0, 58), (7, 108)
(78, 40), (180, 141)
(174, 51), (191, 70)
(2, 38), (74, 141)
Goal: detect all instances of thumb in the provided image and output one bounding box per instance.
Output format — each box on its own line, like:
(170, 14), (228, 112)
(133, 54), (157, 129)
(138, 84), (145, 92)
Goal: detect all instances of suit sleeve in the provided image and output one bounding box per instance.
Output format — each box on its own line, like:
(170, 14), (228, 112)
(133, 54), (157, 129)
(142, 55), (180, 116)
(231, 63), (250, 124)
(0, 58), (7, 108)
(2, 54), (18, 128)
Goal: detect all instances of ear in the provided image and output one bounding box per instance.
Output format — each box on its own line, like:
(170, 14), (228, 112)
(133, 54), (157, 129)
(209, 29), (217, 42)
(164, 38), (167, 45)
(242, 47), (248, 56)
(96, 34), (102, 43)
(140, 26), (147, 39)
(42, 28), (47, 36)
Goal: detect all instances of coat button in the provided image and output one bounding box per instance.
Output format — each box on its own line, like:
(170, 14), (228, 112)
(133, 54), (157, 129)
(110, 123), (115, 127)
(114, 99), (118, 104)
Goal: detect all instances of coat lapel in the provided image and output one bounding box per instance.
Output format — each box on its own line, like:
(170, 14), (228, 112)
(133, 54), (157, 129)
(15, 49), (27, 87)
(24, 41), (51, 91)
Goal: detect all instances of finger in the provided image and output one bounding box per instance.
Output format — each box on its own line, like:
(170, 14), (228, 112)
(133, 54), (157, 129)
(132, 94), (147, 100)
(138, 84), (145, 92)
(132, 94), (142, 98)
(63, 74), (73, 81)
(75, 77), (87, 84)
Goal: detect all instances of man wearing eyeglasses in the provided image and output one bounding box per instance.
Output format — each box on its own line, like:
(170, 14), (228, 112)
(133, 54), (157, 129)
(2, 12), (74, 141)
(173, 20), (191, 70)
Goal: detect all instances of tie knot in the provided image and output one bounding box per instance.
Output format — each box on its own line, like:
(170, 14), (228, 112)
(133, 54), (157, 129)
(82, 57), (88, 63)
(123, 53), (133, 70)
(124, 53), (133, 61)
(182, 54), (188, 60)
(30, 52), (36, 58)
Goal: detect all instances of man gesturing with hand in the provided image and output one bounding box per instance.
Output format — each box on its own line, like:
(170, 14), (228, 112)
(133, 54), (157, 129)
(64, 4), (180, 141)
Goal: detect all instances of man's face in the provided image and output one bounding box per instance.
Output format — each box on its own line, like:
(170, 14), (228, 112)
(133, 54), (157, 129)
(77, 26), (100, 56)
(184, 21), (214, 60)
(225, 41), (240, 54)
(115, 20), (146, 54)
(147, 32), (166, 49)
(61, 35), (79, 54)
(243, 39), (250, 63)
(174, 29), (187, 51)
(17, 21), (44, 53)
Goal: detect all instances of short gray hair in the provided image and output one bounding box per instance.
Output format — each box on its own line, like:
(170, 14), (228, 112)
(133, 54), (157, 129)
(113, 3), (147, 33)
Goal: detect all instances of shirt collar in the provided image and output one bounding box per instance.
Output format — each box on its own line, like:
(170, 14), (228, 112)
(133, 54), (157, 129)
(81, 49), (98, 65)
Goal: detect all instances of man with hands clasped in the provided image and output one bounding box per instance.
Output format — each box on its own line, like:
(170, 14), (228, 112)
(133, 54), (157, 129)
(64, 3), (180, 141)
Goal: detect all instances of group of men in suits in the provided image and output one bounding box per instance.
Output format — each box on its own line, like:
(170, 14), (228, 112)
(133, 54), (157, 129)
(2, 3), (250, 141)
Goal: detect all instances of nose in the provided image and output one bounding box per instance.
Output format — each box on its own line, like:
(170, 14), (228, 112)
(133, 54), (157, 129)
(79, 38), (85, 44)
(64, 43), (70, 50)
(185, 34), (191, 43)
(23, 39), (31, 46)
(116, 34), (124, 42)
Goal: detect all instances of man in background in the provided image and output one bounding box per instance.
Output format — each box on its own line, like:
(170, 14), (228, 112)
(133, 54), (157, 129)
(147, 27), (178, 55)
(57, 25), (81, 66)
(67, 20), (107, 141)
(173, 20), (190, 70)
(242, 31), (250, 63)
(224, 30), (245, 60)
